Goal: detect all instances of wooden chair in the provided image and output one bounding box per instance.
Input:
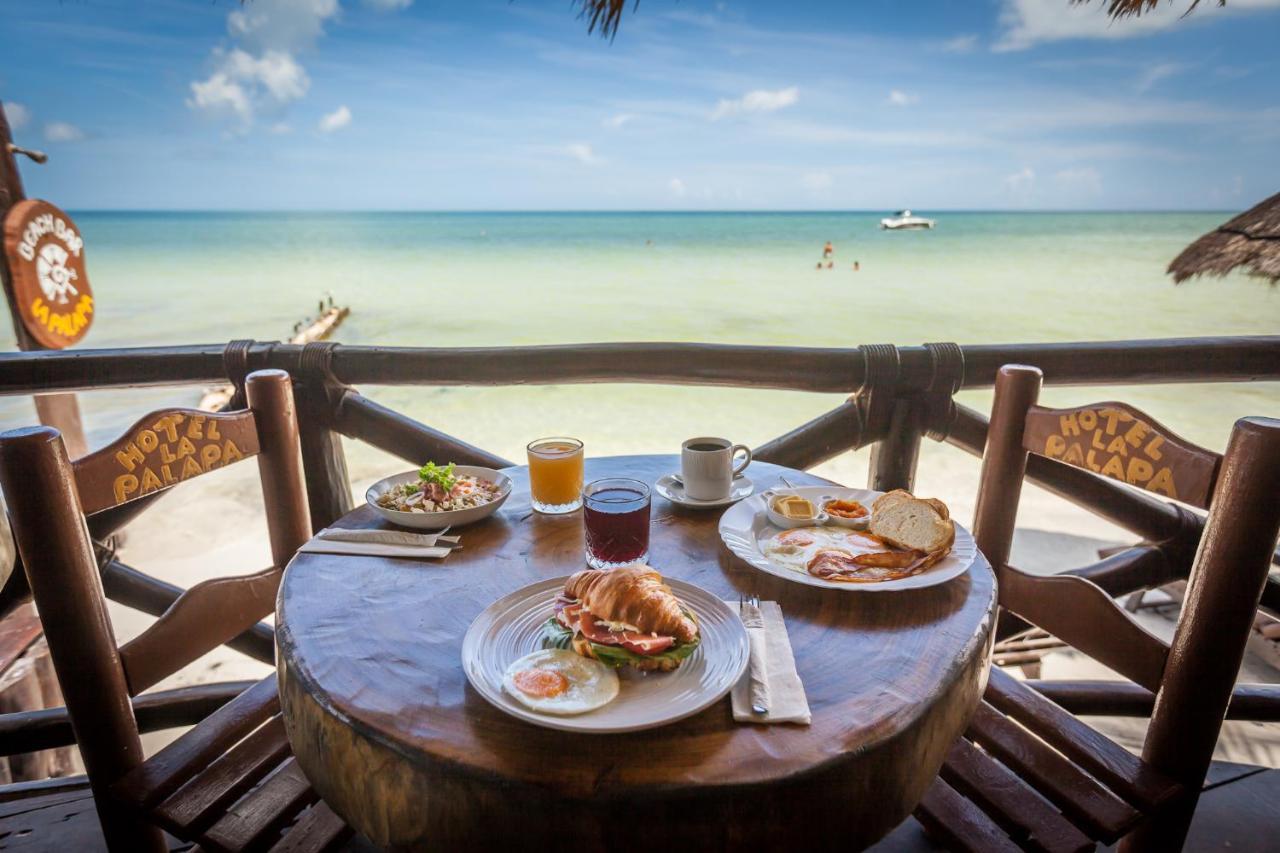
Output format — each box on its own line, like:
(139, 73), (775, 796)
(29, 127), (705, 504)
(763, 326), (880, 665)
(915, 364), (1280, 853)
(0, 370), (351, 853)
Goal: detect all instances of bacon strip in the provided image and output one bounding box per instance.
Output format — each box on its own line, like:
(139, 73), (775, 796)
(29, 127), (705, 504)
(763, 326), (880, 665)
(807, 547), (941, 583)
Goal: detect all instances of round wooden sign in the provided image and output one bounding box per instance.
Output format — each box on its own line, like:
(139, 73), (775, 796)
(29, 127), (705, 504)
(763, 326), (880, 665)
(2, 199), (94, 349)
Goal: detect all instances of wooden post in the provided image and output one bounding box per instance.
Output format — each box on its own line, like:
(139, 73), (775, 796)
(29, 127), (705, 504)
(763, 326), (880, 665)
(297, 391), (354, 531)
(867, 396), (924, 493)
(0, 102), (88, 458)
(0, 654), (49, 780)
(295, 344), (354, 532)
(30, 638), (79, 776)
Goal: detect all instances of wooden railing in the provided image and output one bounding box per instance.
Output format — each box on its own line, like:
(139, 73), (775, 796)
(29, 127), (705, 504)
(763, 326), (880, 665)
(0, 334), (1278, 763)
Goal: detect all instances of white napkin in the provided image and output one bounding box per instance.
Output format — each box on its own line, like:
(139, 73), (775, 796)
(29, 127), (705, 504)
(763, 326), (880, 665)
(297, 527), (460, 559)
(725, 600), (811, 725)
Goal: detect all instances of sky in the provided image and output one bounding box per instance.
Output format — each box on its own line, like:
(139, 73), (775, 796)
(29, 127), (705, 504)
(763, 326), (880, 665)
(3, 0), (1279, 211)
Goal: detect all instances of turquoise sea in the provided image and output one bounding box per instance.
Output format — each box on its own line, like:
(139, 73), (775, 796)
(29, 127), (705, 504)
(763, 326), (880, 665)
(2, 211), (1276, 524)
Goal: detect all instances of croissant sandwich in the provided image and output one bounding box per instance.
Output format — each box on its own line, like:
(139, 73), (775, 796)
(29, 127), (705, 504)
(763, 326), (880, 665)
(543, 566), (700, 672)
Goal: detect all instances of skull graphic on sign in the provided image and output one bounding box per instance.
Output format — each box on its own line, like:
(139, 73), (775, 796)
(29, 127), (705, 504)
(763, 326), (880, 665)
(35, 242), (79, 304)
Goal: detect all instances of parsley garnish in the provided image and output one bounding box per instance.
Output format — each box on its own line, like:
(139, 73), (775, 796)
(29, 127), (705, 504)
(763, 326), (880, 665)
(418, 461), (457, 492)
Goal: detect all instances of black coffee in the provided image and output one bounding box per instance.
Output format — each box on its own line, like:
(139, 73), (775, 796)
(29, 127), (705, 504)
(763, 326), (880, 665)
(687, 443), (726, 452)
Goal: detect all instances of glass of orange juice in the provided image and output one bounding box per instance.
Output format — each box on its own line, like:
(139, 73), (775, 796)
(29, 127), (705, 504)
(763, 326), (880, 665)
(527, 437), (584, 514)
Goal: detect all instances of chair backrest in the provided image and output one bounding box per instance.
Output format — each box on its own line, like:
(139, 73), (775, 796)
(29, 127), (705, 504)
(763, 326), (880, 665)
(0, 370), (309, 801)
(974, 363), (1280, 794)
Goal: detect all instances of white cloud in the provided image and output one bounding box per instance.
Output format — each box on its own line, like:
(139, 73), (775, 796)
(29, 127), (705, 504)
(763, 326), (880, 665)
(1004, 166), (1035, 194)
(4, 102), (30, 130)
(318, 105), (351, 133)
(230, 50), (310, 102)
(269, 122), (294, 135)
(802, 171), (833, 191)
(668, 178), (686, 197)
(603, 113), (634, 129)
(565, 143), (599, 165)
(188, 0), (405, 133)
(887, 89), (918, 106)
(995, 0), (1280, 51)
(941, 34), (979, 52)
(189, 70), (253, 123)
(226, 0), (339, 55)
(189, 49), (310, 130)
(710, 86), (798, 120)
(44, 122), (84, 142)
(1054, 166), (1102, 194)
(1135, 62), (1184, 93)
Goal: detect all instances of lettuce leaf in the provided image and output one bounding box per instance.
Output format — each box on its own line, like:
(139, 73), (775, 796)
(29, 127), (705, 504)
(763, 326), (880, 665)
(542, 616), (575, 650)
(540, 617), (700, 668)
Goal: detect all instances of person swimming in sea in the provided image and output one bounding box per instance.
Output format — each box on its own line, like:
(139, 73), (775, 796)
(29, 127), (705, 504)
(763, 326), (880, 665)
(853, 260), (860, 271)
(823, 241), (834, 258)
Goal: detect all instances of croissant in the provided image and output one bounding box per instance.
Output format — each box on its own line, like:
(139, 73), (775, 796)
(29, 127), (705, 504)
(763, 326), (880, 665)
(564, 566), (698, 642)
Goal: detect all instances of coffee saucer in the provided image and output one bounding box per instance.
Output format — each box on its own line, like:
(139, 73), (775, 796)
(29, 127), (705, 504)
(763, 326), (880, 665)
(655, 473), (754, 509)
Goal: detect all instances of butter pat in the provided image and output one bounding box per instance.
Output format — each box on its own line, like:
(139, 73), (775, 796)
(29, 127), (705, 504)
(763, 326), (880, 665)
(773, 495), (816, 520)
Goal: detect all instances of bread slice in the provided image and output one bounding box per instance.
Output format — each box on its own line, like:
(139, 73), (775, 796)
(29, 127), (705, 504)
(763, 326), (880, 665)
(871, 489), (914, 517)
(871, 491), (955, 554)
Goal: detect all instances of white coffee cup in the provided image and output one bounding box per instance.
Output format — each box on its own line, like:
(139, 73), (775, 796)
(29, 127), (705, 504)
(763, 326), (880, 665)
(681, 437), (751, 501)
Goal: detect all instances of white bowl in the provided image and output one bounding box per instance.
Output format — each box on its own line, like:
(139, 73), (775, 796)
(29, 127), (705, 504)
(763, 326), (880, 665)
(366, 466), (512, 530)
(819, 495), (872, 530)
(760, 489), (827, 529)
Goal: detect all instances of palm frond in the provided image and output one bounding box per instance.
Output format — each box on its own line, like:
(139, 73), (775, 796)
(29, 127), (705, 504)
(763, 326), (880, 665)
(573, 0), (638, 39)
(1070, 0), (1224, 18)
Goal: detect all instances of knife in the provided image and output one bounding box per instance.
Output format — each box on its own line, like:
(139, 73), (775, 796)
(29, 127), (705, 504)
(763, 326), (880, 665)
(740, 596), (770, 715)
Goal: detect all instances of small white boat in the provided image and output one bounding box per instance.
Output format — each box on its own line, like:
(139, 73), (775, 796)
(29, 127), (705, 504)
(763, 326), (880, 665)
(880, 210), (935, 230)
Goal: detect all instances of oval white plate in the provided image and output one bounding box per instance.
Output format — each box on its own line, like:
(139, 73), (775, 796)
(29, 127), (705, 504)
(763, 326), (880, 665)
(719, 487), (978, 592)
(366, 465), (511, 530)
(654, 473), (754, 508)
(462, 577), (748, 733)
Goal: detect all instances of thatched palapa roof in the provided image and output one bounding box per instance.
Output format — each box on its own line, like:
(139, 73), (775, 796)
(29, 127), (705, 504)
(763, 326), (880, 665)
(1168, 192), (1280, 285)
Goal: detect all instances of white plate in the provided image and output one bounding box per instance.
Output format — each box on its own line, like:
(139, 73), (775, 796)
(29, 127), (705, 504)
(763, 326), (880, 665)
(366, 466), (511, 530)
(462, 577), (749, 733)
(654, 473), (754, 508)
(719, 487), (977, 592)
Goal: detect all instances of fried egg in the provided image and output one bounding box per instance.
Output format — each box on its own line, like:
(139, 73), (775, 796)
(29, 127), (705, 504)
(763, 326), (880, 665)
(502, 648), (619, 715)
(761, 526), (888, 573)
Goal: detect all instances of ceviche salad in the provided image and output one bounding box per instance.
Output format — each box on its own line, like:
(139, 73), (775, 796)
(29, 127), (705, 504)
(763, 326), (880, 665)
(376, 462), (501, 513)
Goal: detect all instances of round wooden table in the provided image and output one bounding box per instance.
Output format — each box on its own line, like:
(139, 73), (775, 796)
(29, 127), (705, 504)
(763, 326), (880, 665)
(276, 456), (996, 851)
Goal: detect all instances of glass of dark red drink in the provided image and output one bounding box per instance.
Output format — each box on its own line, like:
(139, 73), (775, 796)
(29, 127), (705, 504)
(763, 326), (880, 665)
(583, 478), (651, 569)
